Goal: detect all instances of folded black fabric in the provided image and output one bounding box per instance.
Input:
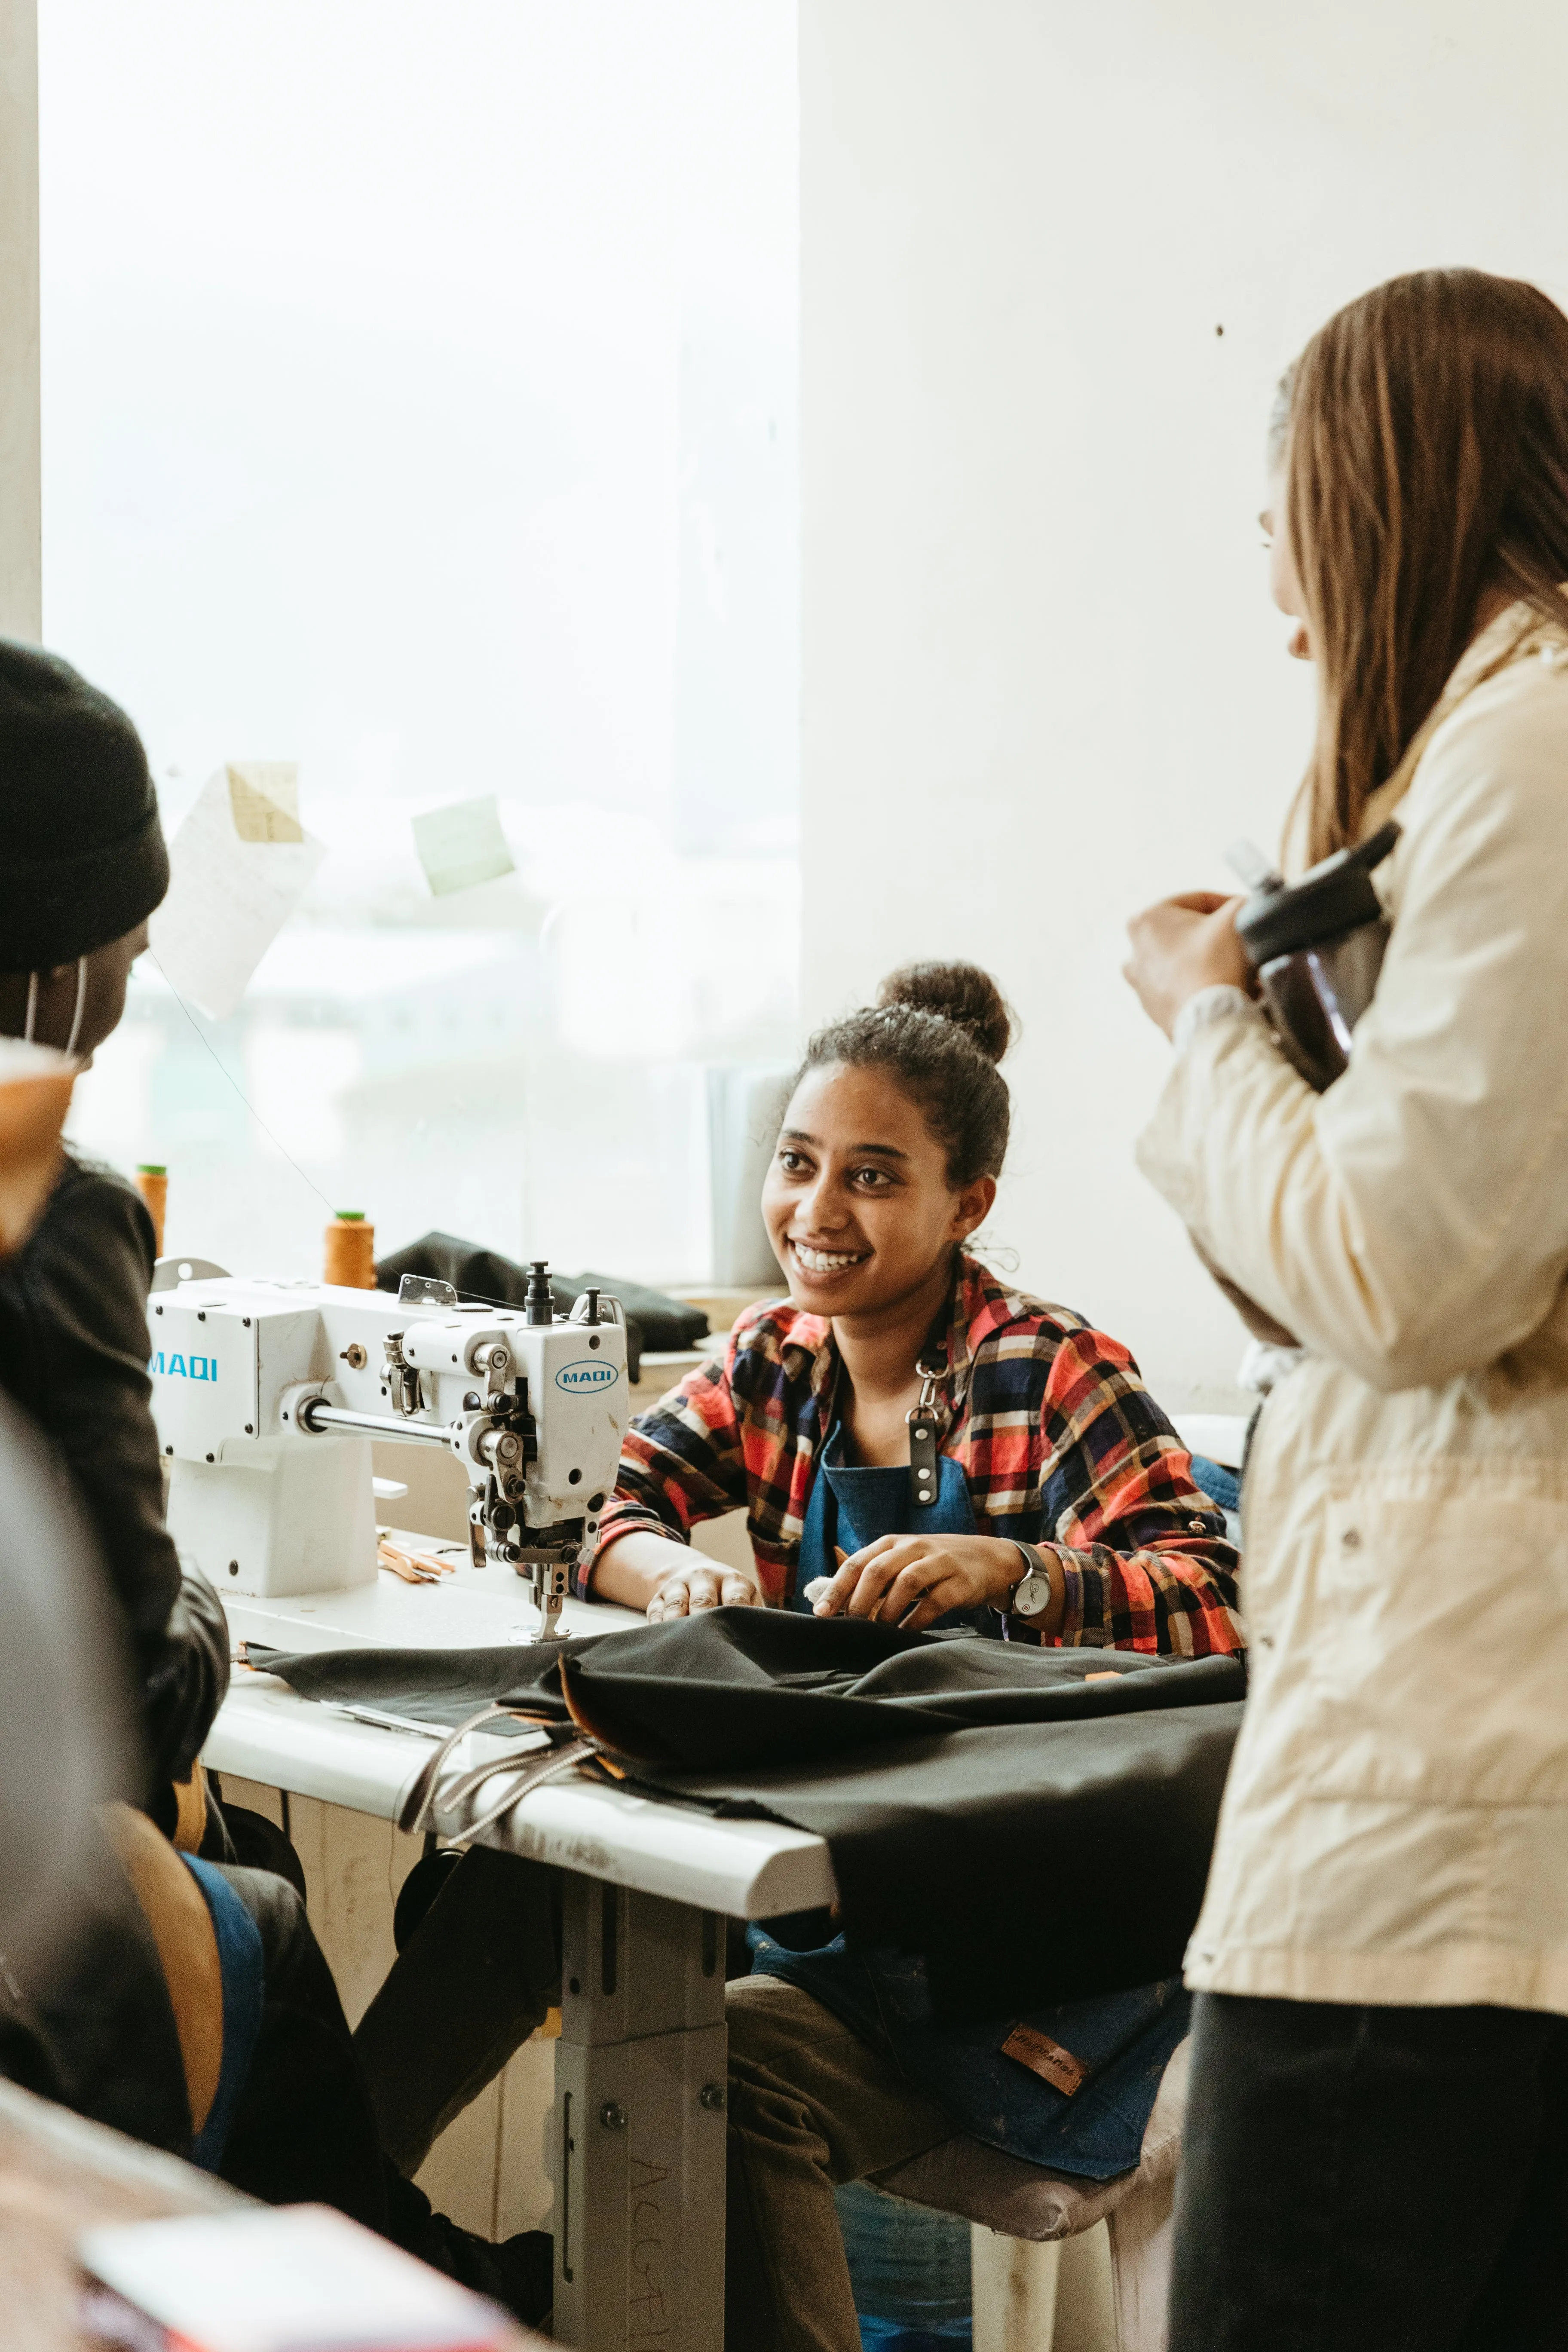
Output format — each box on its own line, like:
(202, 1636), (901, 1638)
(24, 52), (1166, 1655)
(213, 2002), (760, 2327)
(374, 1232), (715, 1378)
(670, 1703), (1243, 2018)
(247, 1608), (1243, 1765)
(239, 1637), (580, 1732)
(246, 1612), (1244, 2016)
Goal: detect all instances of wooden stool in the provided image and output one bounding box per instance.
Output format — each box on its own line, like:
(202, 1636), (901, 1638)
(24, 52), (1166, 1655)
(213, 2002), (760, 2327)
(872, 2036), (1189, 2351)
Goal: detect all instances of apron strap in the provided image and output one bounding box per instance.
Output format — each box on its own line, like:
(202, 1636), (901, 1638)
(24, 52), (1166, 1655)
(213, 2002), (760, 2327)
(906, 1350), (946, 1510)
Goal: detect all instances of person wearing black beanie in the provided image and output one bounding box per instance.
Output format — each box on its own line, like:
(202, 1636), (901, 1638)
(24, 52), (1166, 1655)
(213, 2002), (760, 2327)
(0, 641), (227, 1825)
(0, 640), (171, 1053)
(0, 649), (555, 2322)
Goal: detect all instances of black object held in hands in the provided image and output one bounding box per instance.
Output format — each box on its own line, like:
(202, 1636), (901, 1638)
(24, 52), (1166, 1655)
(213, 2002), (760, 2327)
(1234, 821), (1401, 1092)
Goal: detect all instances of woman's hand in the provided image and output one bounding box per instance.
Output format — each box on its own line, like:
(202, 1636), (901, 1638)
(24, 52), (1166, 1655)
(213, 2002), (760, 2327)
(1124, 893), (1252, 1038)
(647, 1562), (764, 1622)
(591, 1529), (765, 1620)
(813, 1533), (1033, 1634)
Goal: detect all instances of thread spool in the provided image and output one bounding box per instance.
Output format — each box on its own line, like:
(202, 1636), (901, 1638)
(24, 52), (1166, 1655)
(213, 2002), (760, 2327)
(324, 1210), (376, 1289)
(135, 1164), (167, 1258)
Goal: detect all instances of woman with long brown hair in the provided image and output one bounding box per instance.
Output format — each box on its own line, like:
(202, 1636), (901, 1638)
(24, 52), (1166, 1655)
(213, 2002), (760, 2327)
(1126, 268), (1568, 2347)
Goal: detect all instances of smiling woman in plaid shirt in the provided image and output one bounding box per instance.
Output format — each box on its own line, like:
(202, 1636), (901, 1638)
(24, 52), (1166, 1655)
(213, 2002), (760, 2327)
(590, 960), (1241, 1654)
(350, 961), (1242, 2292)
(588, 959), (1242, 2352)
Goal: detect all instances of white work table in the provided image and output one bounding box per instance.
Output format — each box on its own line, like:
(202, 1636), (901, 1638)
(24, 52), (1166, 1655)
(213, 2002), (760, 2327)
(203, 1545), (836, 2352)
(210, 1674), (836, 1920)
(207, 1540), (837, 1920)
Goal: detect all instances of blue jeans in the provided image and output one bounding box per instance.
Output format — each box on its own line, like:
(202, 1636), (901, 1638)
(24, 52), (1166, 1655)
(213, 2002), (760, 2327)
(1170, 1991), (1568, 2349)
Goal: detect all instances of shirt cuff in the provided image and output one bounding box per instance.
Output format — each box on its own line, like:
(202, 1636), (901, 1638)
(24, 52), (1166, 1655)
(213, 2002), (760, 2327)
(1171, 984), (1261, 1057)
(1052, 1549), (1087, 1646)
(576, 1507), (673, 1598)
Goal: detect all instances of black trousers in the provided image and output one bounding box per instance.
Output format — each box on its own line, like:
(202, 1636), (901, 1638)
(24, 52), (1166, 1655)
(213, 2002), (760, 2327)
(1170, 1991), (1568, 2351)
(353, 1847), (563, 2175)
(219, 1862), (553, 2324)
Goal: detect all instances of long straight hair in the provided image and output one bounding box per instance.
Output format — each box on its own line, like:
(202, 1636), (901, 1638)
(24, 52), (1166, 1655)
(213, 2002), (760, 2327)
(1285, 269), (1568, 861)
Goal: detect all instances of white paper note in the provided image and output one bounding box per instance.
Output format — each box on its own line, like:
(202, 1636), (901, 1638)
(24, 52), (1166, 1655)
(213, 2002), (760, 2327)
(227, 760), (303, 843)
(411, 794), (515, 896)
(150, 767), (325, 1020)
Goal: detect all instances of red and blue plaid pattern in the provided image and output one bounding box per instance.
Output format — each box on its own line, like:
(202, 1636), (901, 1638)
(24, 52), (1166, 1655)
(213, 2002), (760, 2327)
(587, 1254), (1244, 1655)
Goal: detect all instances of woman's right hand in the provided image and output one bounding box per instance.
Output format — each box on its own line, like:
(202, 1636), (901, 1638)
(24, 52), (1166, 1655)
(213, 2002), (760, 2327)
(591, 1527), (765, 1619)
(1124, 893), (1251, 1036)
(647, 1562), (764, 1622)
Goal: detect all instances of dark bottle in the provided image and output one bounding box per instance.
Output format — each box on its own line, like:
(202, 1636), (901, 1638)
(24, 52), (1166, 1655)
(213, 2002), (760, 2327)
(1235, 821), (1400, 1093)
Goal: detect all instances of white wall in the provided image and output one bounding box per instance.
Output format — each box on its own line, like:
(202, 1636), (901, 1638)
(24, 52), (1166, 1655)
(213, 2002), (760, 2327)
(0, 0), (38, 639)
(800, 0), (1568, 1406)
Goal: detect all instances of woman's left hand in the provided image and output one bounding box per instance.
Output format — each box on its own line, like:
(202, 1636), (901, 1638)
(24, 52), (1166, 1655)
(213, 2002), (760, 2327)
(1124, 893), (1252, 1038)
(813, 1533), (1026, 1633)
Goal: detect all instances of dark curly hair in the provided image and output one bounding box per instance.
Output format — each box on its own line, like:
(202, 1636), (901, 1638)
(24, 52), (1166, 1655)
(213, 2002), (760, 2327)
(796, 961), (1014, 1187)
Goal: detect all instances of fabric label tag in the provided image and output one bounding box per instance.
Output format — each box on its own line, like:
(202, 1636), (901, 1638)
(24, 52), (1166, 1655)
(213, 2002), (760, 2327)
(1001, 2022), (1089, 2096)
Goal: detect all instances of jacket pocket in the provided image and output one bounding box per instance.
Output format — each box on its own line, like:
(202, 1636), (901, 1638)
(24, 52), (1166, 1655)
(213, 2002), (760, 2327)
(1304, 1472), (1568, 1806)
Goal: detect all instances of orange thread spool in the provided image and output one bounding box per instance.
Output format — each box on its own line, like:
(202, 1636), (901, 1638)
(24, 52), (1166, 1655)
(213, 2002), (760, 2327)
(324, 1210), (376, 1289)
(135, 1164), (168, 1258)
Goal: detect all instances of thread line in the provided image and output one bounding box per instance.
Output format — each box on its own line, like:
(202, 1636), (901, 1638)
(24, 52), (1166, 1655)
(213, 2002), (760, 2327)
(143, 950), (341, 1220)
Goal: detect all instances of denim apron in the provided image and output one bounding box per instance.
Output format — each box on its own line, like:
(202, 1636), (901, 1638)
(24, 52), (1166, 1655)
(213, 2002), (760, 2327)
(785, 1411), (980, 1613)
(754, 1419), (1189, 2179)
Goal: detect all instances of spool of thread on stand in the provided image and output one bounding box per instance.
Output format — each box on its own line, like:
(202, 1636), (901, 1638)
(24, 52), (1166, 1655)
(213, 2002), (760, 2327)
(135, 1164), (167, 1258)
(324, 1210), (376, 1289)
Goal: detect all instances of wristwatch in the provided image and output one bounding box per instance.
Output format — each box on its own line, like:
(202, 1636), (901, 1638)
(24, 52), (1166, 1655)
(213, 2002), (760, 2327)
(1002, 1540), (1056, 1622)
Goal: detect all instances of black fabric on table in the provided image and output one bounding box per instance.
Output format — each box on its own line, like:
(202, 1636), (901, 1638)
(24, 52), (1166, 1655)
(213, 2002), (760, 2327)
(246, 1608), (1242, 1760)
(373, 1231), (714, 1381)
(241, 1637), (582, 1732)
(670, 1705), (1242, 2018)
(248, 1610), (1245, 2019)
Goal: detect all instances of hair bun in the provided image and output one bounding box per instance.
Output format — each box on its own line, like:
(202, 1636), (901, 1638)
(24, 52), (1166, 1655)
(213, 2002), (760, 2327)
(875, 961), (1014, 1065)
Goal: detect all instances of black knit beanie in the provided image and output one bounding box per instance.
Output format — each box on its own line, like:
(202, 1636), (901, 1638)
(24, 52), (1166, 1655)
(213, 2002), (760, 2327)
(0, 640), (170, 974)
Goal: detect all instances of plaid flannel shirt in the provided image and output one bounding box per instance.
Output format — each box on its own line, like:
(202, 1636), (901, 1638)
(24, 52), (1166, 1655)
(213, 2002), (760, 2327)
(587, 1254), (1244, 1654)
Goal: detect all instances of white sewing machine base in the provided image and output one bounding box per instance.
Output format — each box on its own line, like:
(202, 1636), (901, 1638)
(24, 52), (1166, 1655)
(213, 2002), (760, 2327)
(205, 1563), (835, 2352)
(214, 1529), (643, 1657)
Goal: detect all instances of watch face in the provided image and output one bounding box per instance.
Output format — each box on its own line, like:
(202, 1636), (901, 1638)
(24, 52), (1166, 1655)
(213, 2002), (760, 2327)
(1014, 1572), (1053, 1619)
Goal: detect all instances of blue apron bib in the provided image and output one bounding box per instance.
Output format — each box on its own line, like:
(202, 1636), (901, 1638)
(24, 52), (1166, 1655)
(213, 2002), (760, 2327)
(758, 1422), (1189, 2178)
(791, 1412), (979, 1610)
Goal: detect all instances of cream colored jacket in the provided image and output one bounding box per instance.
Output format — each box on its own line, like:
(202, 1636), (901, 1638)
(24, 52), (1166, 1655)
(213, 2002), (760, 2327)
(1137, 605), (1568, 2011)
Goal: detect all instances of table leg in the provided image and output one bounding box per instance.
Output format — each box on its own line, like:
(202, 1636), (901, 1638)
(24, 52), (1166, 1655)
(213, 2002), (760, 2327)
(553, 1873), (728, 2352)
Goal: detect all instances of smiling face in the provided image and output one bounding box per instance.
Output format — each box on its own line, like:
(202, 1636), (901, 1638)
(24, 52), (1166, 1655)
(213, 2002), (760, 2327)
(761, 1060), (997, 1325)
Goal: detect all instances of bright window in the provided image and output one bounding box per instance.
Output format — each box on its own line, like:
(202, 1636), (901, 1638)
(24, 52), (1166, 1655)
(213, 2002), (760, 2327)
(41, 0), (798, 1284)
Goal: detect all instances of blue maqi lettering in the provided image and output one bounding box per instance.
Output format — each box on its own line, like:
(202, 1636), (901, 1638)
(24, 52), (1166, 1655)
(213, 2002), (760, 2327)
(149, 1352), (218, 1381)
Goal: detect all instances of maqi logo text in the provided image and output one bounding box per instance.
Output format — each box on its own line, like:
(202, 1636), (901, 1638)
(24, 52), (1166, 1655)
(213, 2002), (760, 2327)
(554, 1359), (620, 1392)
(150, 1352), (218, 1381)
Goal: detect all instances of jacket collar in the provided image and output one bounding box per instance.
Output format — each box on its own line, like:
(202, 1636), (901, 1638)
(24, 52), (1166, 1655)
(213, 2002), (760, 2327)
(784, 1250), (1014, 1421)
(1359, 596), (1564, 841)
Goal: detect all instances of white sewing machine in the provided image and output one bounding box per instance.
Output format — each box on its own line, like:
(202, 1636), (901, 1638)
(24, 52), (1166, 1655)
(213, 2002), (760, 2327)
(148, 1262), (627, 1639)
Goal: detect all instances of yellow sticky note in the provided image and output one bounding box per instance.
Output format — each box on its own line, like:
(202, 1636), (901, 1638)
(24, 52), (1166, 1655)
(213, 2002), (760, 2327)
(410, 795), (515, 896)
(227, 762), (303, 844)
